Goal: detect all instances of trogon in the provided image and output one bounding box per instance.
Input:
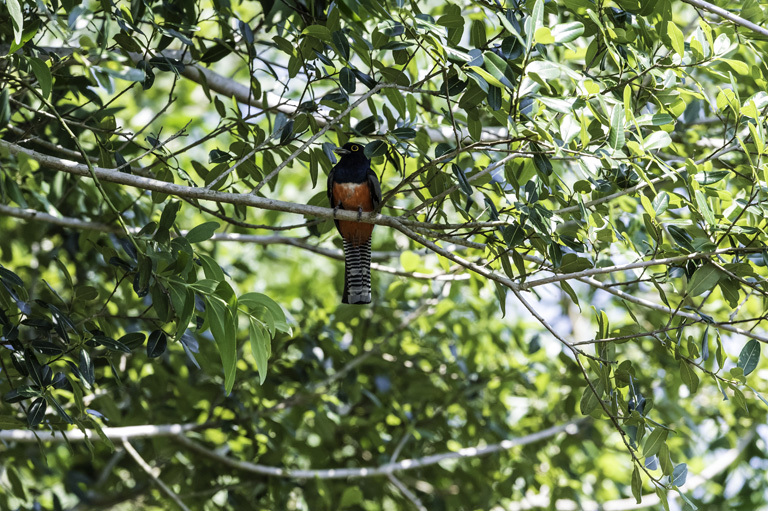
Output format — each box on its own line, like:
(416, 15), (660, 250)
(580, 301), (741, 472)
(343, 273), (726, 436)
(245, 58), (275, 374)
(327, 142), (382, 304)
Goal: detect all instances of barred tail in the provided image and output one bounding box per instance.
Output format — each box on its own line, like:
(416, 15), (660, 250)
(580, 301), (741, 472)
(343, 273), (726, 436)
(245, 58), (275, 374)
(342, 239), (372, 304)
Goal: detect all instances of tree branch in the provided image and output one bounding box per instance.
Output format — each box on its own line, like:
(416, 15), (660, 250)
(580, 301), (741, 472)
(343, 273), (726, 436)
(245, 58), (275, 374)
(680, 0), (768, 38)
(0, 423), (201, 443)
(171, 420), (584, 479)
(123, 439), (192, 511)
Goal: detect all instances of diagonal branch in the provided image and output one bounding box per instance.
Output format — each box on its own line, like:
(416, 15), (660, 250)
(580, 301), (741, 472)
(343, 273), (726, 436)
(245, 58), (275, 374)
(123, 439), (191, 511)
(680, 0), (768, 38)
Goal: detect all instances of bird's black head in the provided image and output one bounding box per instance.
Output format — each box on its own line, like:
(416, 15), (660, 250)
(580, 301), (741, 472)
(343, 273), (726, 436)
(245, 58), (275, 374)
(332, 142), (371, 182)
(334, 142), (369, 164)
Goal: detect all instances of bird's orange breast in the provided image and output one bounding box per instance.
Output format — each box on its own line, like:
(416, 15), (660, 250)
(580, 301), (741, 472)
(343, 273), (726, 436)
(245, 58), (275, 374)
(332, 182), (375, 246)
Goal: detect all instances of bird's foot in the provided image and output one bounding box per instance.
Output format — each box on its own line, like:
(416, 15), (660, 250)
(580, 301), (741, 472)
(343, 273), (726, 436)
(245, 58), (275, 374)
(333, 204), (340, 219)
(357, 207), (363, 221)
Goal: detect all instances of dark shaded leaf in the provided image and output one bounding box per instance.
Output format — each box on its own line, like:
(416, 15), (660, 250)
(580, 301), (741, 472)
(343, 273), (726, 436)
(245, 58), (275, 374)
(27, 397), (47, 426)
(147, 330), (167, 358)
(737, 339), (760, 376)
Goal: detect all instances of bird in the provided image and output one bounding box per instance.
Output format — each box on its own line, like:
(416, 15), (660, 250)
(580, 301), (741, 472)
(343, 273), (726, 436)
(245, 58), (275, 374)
(327, 142), (382, 304)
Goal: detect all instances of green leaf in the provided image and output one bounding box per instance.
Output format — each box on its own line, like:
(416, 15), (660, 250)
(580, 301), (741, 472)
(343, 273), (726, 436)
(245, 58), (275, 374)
(28, 57), (52, 99)
(92, 335), (131, 353)
(302, 25), (332, 42)
(737, 339), (760, 376)
(687, 263), (721, 296)
(551, 22), (584, 43)
(652, 191), (669, 216)
(643, 427), (668, 457)
(364, 140), (388, 159)
(470, 19), (486, 48)
(656, 487), (671, 511)
(534, 27), (554, 44)
(7, 0), (23, 45)
(146, 330), (167, 358)
(332, 30), (350, 60)
(206, 297), (237, 394)
(676, 489), (699, 510)
(579, 379), (603, 415)
(667, 21), (685, 58)
(609, 105), (626, 152)
(659, 442), (673, 475)
(437, 14), (464, 29)
(391, 127), (416, 139)
(27, 397), (46, 426)
(644, 131), (671, 151)
(200, 42), (231, 63)
(186, 221), (220, 243)
(383, 87), (406, 117)
(722, 58), (748, 75)
(631, 465), (642, 504)
(482, 51), (514, 89)
(340, 67), (356, 94)
(0, 88), (9, 124)
(340, 486), (364, 508)
(240, 292), (290, 335)
(694, 170), (730, 185)
(468, 66), (505, 89)
(694, 190), (715, 225)
(679, 360), (699, 393)
(672, 463), (688, 487)
(527, 0), (545, 48)
(249, 318), (270, 385)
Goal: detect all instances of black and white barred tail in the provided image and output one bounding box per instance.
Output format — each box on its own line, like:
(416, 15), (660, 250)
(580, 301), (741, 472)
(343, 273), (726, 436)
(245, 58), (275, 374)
(342, 238), (372, 304)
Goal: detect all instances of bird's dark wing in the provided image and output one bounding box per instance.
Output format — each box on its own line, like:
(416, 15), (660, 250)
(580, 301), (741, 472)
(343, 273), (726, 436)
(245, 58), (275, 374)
(367, 169), (382, 210)
(327, 167), (337, 206)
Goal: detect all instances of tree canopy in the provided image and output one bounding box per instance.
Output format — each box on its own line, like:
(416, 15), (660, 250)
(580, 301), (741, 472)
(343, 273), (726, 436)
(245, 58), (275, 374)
(2, 0), (768, 509)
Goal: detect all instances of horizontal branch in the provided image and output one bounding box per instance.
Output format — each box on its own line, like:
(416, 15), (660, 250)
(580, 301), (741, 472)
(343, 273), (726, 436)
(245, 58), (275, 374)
(0, 423), (200, 443)
(173, 421), (583, 479)
(519, 247), (765, 290)
(0, 203), (465, 280)
(0, 138), (401, 227)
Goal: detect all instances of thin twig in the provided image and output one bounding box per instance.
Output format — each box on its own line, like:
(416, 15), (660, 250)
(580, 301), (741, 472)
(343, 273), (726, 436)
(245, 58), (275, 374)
(122, 439), (191, 511)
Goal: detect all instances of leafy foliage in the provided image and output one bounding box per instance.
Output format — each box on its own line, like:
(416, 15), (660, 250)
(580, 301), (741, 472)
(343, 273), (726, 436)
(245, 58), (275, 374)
(1, 0), (768, 509)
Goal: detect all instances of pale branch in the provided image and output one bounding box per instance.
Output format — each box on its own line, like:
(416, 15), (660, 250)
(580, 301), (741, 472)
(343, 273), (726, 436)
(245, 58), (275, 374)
(0, 423), (200, 443)
(5, 139), (765, 336)
(171, 421), (583, 480)
(0, 204), (117, 232)
(517, 252), (768, 344)
(518, 248), (766, 291)
(680, 0), (768, 38)
(394, 222), (520, 291)
(0, 203), (465, 280)
(123, 439), (192, 511)
(554, 165), (681, 216)
(0, 138), (399, 227)
(579, 273), (768, 344)
(0, 138), (489, 258)
(388, 474), (428, 511)
(6, 125), (98, 162)
(506, 430), (755, 511)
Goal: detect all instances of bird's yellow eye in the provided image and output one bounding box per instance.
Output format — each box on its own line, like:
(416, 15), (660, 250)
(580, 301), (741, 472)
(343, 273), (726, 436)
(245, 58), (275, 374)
(350, 145), (359, 152)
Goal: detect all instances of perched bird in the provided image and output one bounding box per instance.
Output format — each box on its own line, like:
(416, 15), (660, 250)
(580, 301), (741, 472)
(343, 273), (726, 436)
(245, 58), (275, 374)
(327, 142), (382, 304)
